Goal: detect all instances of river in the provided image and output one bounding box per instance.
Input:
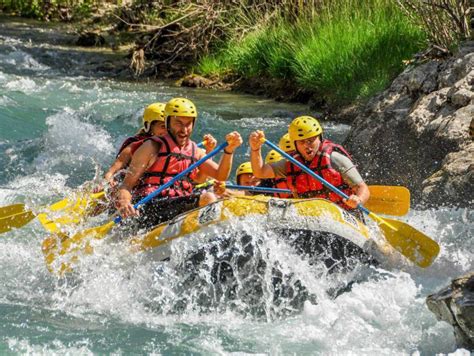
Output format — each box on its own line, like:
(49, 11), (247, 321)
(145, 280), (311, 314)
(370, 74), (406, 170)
(0, 18), (472, 355)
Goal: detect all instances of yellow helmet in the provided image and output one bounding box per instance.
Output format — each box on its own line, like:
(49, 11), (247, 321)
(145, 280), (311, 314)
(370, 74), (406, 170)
(265, 150), (283, 164)
(236, 162), (253, 178)
(288, 116), (323, 141)
(164, 97), (197, 125)
(278, 133), (295, 153)
(143, 102), (165, 132)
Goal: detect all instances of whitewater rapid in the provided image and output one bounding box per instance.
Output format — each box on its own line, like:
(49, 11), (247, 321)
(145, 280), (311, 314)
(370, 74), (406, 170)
(0, 19), (472, 354)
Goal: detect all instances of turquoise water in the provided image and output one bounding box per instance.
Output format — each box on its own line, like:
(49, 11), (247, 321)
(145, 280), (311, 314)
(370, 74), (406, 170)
(0, 20), (473, 355)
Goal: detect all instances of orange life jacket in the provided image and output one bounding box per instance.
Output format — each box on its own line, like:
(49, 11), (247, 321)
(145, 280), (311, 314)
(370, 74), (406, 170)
(286, 139), (355, 209)
(273, 177), (292, 198)
(134, 134), (199, 198)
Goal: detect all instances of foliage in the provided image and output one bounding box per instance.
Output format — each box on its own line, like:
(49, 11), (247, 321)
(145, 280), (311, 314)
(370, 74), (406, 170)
(198, 0), (427, 104)
(0, 0), (118, 21)
(2, 0), (464, 106)
(396, 0), (471, 53)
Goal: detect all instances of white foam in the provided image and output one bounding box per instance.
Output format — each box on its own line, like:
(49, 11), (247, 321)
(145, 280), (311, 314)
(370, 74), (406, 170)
(58, 82), (84, 94)
(6, 337), (93, 355)
(4, 77), (38, 94)
(0, 94), (16, 106)
(34, 108), (114, 170)
(0, 172), (69, 206)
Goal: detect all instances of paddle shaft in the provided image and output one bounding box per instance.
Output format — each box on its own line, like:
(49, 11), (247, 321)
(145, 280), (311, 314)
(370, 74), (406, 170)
(225, 184), (290, 194)
(194, 180), (290, 194)
(264, 140), (370, 215)
(113, 142), (229, 224)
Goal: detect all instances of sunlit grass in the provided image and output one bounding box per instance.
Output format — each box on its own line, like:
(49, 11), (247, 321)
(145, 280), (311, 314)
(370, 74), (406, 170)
(198, 0), (427, 104)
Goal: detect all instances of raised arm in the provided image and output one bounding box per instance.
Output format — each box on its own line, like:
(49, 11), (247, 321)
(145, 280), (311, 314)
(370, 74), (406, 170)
(199, 131), (242, 181)
(249, 130), (276, 179)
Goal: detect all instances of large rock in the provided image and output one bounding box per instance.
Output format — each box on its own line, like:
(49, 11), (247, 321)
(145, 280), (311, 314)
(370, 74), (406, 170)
(426, 272), (474, 350)
(344, 42), (474, 207)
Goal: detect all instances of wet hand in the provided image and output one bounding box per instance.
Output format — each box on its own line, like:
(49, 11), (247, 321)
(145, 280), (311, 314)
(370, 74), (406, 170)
(92, 183), (104, 193)
(104, 173), (118, 188)
(225, 131), (243, 153)
(249, 130), (265, 151)
(344, 194), (362, 209)
(114, 189), (138, 218)
(213, 181), (226, 196)
(203, 134), (217, 154)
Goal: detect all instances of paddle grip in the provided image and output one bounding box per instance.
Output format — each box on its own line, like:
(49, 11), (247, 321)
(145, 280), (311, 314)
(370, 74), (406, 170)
(113, 142), (228, 223)
(263, 140), (370, 215)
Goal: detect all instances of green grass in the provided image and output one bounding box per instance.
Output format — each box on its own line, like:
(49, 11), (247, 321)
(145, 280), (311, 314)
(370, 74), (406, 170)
(197, 0), (427, 104)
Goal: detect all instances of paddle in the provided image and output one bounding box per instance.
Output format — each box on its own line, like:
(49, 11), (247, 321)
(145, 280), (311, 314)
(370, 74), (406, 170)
(224, 183), (291, 194)
(263, 139), (440, 268)
(0, 192), (105, 234)
(60, 142), (229, 245)
(366, 185), (410, 216)
(0, 204), (35, 234)
(36, 191), (106, 234)
(196, 180), (409, 215)
(194, 179), (291, 195)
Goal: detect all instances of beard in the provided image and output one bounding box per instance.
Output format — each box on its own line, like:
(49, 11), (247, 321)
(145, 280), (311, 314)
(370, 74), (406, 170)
(169, 128), (191, 146)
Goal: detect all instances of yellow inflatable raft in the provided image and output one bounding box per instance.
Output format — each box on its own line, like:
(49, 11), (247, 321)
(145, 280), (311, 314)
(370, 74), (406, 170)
(42, 196), (375, 274)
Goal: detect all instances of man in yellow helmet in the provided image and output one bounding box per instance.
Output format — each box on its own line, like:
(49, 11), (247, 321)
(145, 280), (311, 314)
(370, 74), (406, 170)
(115, 97), (242, 228)
(258, 149), (292, 198)
(278, 133), (295, 153)
(249, 116), (369, 211)
(102, 102), (168, 188)
(213, 161), (261, 197)
(235, 162), (260, 187)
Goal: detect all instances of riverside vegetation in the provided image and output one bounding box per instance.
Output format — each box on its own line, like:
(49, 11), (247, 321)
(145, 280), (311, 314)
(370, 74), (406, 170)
(1, 0), (471, 109)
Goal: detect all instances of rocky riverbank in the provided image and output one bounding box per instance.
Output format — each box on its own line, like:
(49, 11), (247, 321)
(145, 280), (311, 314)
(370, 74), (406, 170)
(344, 41), (474, 208)
(427, 272), (474, 351)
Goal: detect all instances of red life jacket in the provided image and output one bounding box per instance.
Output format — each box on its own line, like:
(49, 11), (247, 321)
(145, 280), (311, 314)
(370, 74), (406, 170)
(134, 134), (199, 198)
(129, 139), (146, 155)
(117, 132), (151, 157)
(258, 178), (291, 198)
(286, 139), (355, 209)
(273, 177), (292, 198)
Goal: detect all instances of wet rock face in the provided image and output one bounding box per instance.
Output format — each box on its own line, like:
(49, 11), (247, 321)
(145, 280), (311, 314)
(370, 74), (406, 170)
(426, 272), (474, 350)
(344, 42), (474, 207)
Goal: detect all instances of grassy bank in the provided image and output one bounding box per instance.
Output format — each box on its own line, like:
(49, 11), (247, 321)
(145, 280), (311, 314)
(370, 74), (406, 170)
(197, 0), (427, 105)
(3, 0), (468, 109)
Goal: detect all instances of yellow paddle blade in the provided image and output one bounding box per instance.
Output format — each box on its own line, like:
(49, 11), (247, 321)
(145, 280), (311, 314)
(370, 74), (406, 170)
(42, 221), (115, 275)
(366, 186), (410, 216)
(0, 203), (27, 218)
(0, 207), (35, 234)
(368, 212), (439, 268)
(67, 220), (115, 246)
(37, 191), (106, 233)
